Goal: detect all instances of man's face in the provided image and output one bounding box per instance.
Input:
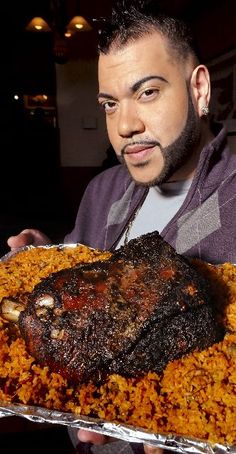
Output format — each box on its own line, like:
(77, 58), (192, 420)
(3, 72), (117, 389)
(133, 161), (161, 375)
(98, 33), (201, 185)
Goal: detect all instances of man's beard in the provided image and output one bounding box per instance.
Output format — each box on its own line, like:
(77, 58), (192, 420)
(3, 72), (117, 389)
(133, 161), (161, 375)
(120, 94), (201, 186)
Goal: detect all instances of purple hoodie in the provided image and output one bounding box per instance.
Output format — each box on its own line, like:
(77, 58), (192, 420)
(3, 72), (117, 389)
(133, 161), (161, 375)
(65, 124), (236, 264)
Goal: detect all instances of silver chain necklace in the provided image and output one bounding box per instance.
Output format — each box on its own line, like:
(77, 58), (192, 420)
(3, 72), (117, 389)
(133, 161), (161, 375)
(124, 204), (143, 245)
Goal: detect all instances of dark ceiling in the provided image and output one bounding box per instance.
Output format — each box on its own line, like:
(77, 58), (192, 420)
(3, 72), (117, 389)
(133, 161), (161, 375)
(3, 0), (236, 62)
(1, 0), (236, 94)
(4, 0), (235, 28)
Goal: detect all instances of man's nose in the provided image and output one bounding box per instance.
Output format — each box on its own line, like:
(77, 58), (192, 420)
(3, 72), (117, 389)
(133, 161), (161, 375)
(117, 103), (145, 138)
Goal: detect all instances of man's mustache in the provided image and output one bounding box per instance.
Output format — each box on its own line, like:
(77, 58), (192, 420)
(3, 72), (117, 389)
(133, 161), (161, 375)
(120, 140), (161, 156)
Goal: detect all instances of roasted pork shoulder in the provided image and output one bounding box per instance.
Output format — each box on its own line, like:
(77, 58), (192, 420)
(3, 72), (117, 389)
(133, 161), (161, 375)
(19, 231), (223, 383)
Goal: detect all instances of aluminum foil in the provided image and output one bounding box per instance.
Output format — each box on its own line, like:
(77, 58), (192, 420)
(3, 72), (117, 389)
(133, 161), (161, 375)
(0, 245), (235, 453)
(0, 401), (235, 454)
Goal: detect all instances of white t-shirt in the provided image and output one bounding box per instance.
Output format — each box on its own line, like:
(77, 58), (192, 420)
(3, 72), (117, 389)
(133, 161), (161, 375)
(116, 179), (192, 248)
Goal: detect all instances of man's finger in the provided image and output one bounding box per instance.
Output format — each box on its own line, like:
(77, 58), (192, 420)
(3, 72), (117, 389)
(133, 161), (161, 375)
(144, 445), (164, 454)
(7, 232), (34, 249)
(77, 429), (112, 445)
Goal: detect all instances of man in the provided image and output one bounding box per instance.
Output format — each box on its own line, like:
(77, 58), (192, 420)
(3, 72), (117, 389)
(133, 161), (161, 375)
(7, 0), (236, 452)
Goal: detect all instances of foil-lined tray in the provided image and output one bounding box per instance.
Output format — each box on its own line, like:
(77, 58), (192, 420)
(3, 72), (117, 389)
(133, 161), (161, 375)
(0, 244), (236, 453)
(0, 401), (235, 454)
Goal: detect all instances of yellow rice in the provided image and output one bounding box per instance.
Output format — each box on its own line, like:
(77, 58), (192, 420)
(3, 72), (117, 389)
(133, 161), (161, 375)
(0, 245), (111, 300)
(0, 246), (235, 446)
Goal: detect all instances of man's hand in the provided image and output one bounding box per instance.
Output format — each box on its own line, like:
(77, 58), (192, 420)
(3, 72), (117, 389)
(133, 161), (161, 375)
(7, 229), (51, 250)
(144, 445), (164, 454)
(78, 429), (113, 445)
(77, 430), (164, 453)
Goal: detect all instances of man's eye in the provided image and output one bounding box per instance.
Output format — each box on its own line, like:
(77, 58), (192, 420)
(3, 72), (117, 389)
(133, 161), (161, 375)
(101, 101), (117, 113)
(140, 88), (159, 100)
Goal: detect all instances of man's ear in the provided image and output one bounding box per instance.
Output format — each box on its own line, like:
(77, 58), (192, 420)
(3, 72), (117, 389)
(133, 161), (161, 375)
(190, 65), (211, 117)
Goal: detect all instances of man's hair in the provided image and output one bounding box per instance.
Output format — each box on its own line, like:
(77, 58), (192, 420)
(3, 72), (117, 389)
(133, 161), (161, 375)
(98, 0), (199, 64)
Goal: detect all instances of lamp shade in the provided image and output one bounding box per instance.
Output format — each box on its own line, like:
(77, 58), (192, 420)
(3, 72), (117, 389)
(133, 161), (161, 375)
(25, 17), (51, 32)
(67, 15), (92, 33)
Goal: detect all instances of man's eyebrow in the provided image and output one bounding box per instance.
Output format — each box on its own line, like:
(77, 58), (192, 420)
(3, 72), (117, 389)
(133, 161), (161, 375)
(132, 75), (168, 92)
(97, 92), (117, 101)
(97, 75), (168, 100)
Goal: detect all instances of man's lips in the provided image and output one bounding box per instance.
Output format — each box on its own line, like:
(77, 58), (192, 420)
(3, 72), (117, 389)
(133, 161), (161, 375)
(123, 144), (157, 162)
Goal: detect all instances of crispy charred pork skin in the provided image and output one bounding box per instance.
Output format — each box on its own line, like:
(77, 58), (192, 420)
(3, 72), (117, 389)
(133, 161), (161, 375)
(19, 232), (223, 383)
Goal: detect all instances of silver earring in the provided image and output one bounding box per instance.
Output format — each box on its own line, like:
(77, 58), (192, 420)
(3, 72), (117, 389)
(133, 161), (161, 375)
(201, 105), (209, 116)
